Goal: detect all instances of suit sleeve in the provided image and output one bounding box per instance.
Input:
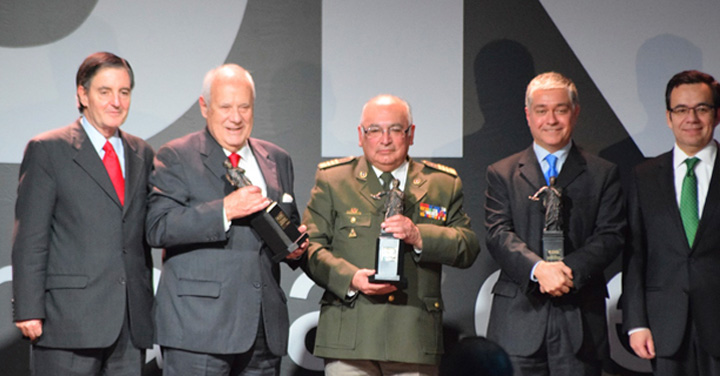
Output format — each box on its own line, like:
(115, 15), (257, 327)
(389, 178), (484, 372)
(485, 163), (542, 292)
(622, 171), (648, 331)
(561, 164), (625, 291)
(302, 168), (358, 300)
(414, 175), (480, 268)
(11, 140), (57, 321)
(145, 145), (227, 249)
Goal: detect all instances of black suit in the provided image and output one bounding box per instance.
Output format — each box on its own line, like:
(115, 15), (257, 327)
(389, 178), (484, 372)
(12, 119), (155, 349)
(146, 129), (301, 356)
(484, 145), (625, 371)
(624, 148), (720, 360)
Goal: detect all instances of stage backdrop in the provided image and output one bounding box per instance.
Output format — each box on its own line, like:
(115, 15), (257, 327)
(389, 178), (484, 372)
(1, 1), (719, 375)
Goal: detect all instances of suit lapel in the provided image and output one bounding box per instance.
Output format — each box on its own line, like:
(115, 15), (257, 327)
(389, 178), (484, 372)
(404, 159), (428, 217)
(555, 145), (586, 189)
(694, 146), (720, 250)
(199, 128), (232, 195)
(70, 120), (123, 208)
(518, 146), (544, 191)
(120, 132), (144, 215)
(250, 138), (281, 201)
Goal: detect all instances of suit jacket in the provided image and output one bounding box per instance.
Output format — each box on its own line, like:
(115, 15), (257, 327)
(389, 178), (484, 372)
(484, 144), (625, 358)
(146, 128), (300, 355)
(623, 148), (720, 357)
(12, 119), (155, 349)
(302, 156), (480, 365)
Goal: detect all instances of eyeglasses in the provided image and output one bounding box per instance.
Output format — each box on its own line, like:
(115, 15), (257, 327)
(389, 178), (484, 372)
(361, 125), (411, 140)
(668, 104), (716, 118)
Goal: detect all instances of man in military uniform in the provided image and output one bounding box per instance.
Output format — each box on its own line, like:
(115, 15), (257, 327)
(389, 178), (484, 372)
(302, 94), (480, 375)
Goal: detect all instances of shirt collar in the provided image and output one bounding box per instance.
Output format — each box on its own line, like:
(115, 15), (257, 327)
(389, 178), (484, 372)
(81, 116), (121, 155)
(371, 159), (410, 189)
(533, 141), (572, 164)
(673, 140), (717, 169)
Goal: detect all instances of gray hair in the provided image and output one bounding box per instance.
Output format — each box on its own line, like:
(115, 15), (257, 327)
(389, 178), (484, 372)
(360, 94), (414, 126)
(201, 64), (256, 104)
(525, 72), (579, 108)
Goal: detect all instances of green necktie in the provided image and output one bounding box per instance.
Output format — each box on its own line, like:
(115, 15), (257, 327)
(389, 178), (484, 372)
(380, 172), (394, 191)
(680, 157), (700, 247)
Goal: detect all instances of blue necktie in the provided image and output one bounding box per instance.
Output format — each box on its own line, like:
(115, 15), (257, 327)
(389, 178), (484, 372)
(544, 154), (558, 186)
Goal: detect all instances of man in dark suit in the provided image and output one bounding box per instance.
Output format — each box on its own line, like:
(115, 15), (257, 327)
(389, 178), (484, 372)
(484, 72), (625, 376)
(12, 52), (155, 375)
(146, 64), (307, 376)
(303, 94), (480, 375)
(623, 70), (720, 376)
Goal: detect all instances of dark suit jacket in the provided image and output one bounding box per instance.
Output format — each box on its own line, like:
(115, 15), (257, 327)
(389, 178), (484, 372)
(146, 128), (300, 355)
(303, 156), (480, 365)
(12, 119), (155, 349)
(623, 148), (720, 357)
(484, 144), (625, 358)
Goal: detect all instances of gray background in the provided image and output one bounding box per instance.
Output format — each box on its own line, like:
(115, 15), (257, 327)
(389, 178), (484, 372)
(2, 1), (718, 375)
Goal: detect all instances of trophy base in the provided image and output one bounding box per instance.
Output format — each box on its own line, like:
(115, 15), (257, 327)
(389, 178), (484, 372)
(369, 234), (407, 288)
(542, 230), (564, 262)
(251, 202), (308, 263)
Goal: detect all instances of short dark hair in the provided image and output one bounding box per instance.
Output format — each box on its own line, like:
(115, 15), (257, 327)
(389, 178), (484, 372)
(665, 70), (720, 110)
(76, 52), (134, 113)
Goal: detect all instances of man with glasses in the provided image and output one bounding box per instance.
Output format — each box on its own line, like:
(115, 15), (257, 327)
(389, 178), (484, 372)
(302, 94), (480, 375)
(624, 70), (720, 375)
(484, 72), (625, 375)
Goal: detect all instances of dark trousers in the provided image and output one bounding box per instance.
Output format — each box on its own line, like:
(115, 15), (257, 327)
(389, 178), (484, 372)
(162, 319), (280, 376)
(30, 313), (144, 376)
(653, 320), (720, 376)
(508, 305), (601, 376)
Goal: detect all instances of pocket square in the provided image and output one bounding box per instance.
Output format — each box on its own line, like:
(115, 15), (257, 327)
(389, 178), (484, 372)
(281, 193), (294, 203)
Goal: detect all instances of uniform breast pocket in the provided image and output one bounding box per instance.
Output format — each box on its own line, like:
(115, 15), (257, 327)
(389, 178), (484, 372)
(337, 214), (372, 238)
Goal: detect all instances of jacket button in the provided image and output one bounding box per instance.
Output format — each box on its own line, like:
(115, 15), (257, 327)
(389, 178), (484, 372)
(350, 217), (357, 223)
(253, 282), (261, 289)
(388, 295), (395, 302)
(434, 302), (440, 308)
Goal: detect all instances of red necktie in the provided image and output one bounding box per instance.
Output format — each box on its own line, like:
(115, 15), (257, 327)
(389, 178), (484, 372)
(103, 141), (125, 205)
(229, 152), (241, 168)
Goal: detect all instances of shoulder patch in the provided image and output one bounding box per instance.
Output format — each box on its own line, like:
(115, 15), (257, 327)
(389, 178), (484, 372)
(422, 160), (457, 176)
(318, 156), (356, 170)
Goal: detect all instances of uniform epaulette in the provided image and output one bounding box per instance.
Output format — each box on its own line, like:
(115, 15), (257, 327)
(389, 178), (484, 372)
(318, 156), (356, 170)
(422, 160), (457, 176)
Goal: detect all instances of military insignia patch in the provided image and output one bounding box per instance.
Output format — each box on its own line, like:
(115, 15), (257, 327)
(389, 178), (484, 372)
(419, 203), (447, 221)
(349, 228), (357, 238)
(346, 208), (362, 215)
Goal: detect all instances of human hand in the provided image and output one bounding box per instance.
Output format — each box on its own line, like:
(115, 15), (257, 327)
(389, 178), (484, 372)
(224, 186), (270, 221)
(285, 224), (309, 260)
(351, 269), (397, 295)
(15, 319), (43, 341)
(381, 215), (422, 249)
(534, 261), (573, 296)
(629, 329), (656, 359)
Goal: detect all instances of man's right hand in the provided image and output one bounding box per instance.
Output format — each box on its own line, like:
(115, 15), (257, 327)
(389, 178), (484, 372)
(16, 319), (42, 341)
(534, 260), (573, 297)
(351, 269), (397, 295)
(629, 329), (656, 359)
(224, 185), (270, 221)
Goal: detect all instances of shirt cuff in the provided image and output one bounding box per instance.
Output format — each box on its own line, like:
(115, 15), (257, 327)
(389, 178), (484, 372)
(530, 260), (541, 282)
(223, 207), (231, 232)
(628, 327), (650, 336)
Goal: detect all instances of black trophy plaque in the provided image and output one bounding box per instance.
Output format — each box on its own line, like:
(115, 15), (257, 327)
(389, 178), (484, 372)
(530, 177), (564, 262)
(369, 177), (408, 288)
(225, 161), (307, 262)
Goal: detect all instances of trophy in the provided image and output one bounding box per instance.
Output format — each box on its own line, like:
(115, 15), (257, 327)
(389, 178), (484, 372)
(225, 161), (308, 262)
(369, 178), (407, 288)
(529, 177), (564, 262)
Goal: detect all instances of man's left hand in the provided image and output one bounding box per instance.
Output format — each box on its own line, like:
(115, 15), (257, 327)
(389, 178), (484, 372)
(382, 215), (422, 249)
(285, 224), (309, 260)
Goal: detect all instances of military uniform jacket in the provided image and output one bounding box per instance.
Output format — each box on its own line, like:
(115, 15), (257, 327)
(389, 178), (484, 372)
(302, 156), (480, 365)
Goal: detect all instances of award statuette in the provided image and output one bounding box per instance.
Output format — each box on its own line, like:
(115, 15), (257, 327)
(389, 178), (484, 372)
(369, 178), (408, 288)
(529, 177), (564, 262)
(224, 161), (308, 262)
